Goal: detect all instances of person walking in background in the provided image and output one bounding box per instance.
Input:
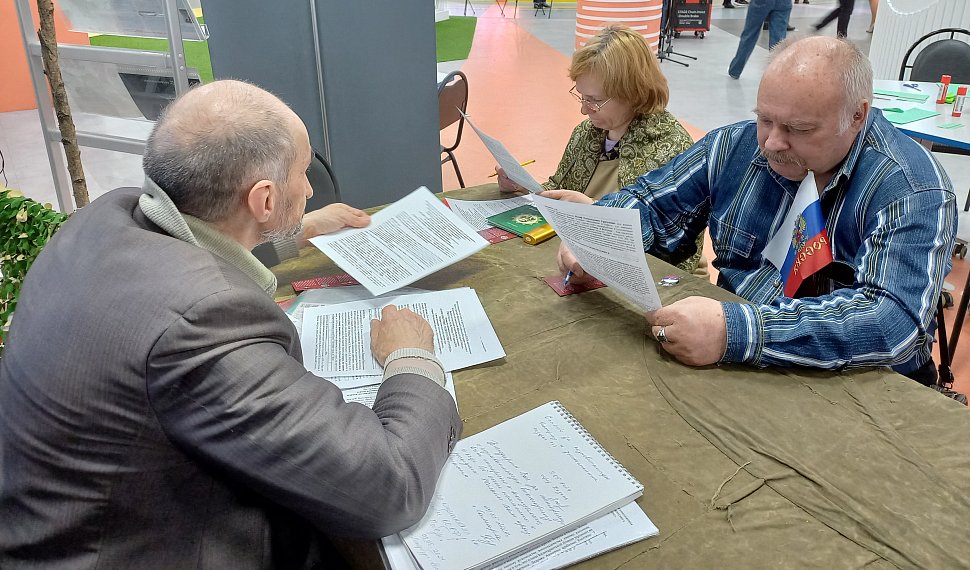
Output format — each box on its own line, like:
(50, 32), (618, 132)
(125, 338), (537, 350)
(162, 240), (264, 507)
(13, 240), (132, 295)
(814, 0), (855, 38)
(728, 0), (793, 79)
(867, 0), (878, 33)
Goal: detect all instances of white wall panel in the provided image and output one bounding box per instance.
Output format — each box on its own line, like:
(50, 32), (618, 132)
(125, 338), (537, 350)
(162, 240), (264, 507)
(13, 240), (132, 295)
(869, 0), (970, 80)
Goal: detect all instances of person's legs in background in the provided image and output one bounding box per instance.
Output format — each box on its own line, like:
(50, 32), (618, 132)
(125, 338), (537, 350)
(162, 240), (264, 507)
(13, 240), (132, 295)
(766, 0), (792, 46)
(835, 0), (855, 37)
(728, 0), (772, 78)
(816, 0), (855, 36)
(867, 0), (877, 33)
(814, 5), (840, 32)
(764, 0), (796, 31)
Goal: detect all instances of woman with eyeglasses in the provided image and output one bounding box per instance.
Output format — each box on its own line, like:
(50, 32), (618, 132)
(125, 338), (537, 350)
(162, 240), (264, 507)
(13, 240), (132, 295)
(496, 25), (705, 275)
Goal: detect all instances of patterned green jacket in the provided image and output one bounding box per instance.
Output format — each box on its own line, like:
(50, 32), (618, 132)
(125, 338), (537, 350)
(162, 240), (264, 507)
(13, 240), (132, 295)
(542, 111), (704, 272)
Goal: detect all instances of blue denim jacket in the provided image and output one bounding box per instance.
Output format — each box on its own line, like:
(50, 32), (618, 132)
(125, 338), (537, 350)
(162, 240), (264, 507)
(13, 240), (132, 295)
(598, 111), (956, 374)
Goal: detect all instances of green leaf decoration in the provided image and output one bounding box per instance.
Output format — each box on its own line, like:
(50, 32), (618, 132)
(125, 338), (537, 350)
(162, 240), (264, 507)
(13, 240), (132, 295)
(0, 187), (69, 351)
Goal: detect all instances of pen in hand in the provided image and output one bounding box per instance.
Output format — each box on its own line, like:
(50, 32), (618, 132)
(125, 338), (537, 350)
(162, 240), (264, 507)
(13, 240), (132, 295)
(563, 271), (573, 288)
(488, 160), (536, 177)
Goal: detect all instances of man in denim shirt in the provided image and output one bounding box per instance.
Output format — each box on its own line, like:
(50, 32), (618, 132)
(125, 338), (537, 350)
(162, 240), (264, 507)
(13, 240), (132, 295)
(549, 37), (956, 383)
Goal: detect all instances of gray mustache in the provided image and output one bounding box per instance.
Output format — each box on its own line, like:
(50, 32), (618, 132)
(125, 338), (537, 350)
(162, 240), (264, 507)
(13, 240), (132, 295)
(762, 150), (806, 168)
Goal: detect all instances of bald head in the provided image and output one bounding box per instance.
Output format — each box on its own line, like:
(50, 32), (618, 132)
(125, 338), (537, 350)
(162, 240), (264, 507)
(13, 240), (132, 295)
(144, 80), (303, 222)
(764, 37), (872, 133)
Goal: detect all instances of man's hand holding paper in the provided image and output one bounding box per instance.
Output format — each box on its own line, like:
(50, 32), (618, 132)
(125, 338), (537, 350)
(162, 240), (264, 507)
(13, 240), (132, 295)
(539, 189), (595, 204)
(532, 195), (662, 311)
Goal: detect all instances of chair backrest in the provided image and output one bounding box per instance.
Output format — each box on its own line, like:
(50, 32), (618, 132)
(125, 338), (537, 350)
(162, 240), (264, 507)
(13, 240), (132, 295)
(438, 71), (468, 153)
(306, 149), (341, 211)
(898, 28), (970, 84)
(251, 149), (340, 268)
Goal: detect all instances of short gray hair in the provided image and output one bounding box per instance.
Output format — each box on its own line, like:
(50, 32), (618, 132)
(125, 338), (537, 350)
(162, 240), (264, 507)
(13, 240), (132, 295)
(769, 37), (873, 134)
(143, 80), (299, 222)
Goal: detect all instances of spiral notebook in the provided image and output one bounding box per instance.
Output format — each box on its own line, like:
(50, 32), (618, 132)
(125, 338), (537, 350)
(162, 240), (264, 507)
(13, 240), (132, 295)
(398, 401), (644, 570)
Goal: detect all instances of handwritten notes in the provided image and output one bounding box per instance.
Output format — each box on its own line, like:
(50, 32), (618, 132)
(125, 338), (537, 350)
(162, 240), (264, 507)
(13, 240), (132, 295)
(398, 401), (643, 570)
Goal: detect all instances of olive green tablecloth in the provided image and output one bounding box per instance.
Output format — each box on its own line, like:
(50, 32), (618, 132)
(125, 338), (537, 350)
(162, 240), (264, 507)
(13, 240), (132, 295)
(274, 184), (970, 569)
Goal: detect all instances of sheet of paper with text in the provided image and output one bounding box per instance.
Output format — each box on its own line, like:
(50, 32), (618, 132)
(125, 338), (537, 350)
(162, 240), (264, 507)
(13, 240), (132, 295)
(300, 288), (505, 377)
(461, 112), (544, 194)
(532, 195), (662, 312)
(309, 187), (488, 296)
(446, 195), (534, 231)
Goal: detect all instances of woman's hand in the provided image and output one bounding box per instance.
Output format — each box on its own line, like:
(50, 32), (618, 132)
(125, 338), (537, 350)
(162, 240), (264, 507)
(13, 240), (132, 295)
(496, 166), (527, 193)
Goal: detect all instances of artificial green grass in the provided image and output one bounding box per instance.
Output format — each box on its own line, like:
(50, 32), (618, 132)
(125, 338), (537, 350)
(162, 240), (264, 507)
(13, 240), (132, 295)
(87, 15), (476, 83)
(436, 16), (477, 63)
(88, 33), (214, 83)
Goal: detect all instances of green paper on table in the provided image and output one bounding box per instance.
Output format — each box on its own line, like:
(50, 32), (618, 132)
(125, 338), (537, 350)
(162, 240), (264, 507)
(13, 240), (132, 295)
(938, 122), (965, 129)
(873, 88), (929, 103)
(485, 204), (548, 236)
(883, 107), (940, 124)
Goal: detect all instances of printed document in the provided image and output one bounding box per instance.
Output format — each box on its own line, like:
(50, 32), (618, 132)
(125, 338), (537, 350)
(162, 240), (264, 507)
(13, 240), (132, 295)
(461, 112), (544, 194)
(300, 288), (504, 377)
(533, 195), (662, 312)
(286, 286), (427, 335)
(447, 195), (534, 231)
(309, 187), (488, 296)
(341, 373), (457, 411)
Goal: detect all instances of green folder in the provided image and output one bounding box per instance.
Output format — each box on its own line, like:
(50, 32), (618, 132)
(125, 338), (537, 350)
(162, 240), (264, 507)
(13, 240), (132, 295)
(485, 204), (548, 236)
(873, 89), (929, 103)
(882, 107), (940, 125)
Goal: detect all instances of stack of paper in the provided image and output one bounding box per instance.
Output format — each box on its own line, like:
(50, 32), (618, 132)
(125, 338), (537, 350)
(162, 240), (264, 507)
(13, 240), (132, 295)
(289, 285), (503, 408)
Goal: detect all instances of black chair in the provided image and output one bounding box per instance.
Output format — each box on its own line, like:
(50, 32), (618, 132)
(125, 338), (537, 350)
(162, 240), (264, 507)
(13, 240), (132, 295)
(252, 149), (340, 268)
(897, 28), (970, 211)
(898, 28), (970, 84)
(438, 71), (468, 189)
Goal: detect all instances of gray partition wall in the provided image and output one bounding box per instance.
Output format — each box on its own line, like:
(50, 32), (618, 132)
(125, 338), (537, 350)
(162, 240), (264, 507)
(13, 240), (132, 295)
(201, 1), (442, 208)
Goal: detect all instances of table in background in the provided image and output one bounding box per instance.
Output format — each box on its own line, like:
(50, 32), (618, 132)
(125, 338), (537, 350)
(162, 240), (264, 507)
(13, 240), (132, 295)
(273, 183), (970, 569)
(873, 79), (970, 151)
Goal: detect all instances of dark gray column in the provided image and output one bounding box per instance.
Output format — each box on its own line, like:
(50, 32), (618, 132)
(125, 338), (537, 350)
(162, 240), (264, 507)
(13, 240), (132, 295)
(202, 1), (442, 208)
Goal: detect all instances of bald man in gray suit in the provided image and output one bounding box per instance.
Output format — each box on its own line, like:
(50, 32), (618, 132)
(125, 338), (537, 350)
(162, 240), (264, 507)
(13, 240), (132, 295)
(0, 80), (462, 568)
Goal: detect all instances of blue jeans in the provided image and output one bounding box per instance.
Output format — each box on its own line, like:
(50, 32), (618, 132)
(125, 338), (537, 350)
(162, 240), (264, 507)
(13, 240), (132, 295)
(728, 0), (793, 78)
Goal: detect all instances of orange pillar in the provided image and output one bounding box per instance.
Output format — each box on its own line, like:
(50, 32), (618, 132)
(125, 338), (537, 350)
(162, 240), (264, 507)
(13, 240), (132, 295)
(0, 1), (89, 112)
(575, 0), (663, 52)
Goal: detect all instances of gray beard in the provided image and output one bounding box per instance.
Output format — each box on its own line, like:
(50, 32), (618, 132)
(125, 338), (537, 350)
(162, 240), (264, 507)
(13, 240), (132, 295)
(260, 221), (303, 244)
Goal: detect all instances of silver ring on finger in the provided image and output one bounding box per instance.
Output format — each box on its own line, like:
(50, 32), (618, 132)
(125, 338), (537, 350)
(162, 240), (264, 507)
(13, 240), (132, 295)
(657, 326), (670, 344)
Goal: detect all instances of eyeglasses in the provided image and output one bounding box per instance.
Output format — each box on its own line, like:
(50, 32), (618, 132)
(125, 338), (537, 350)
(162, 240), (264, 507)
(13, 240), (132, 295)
(569, 86), (612, 112)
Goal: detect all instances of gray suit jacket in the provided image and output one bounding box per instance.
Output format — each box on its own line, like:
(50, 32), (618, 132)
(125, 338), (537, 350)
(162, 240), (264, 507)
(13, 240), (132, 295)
(0, 188), (461, 568)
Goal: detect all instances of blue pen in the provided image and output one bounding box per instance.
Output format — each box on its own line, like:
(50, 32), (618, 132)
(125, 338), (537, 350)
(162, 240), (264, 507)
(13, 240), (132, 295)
(903, 83), (921, 91)
(563, 271), (573, 287)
